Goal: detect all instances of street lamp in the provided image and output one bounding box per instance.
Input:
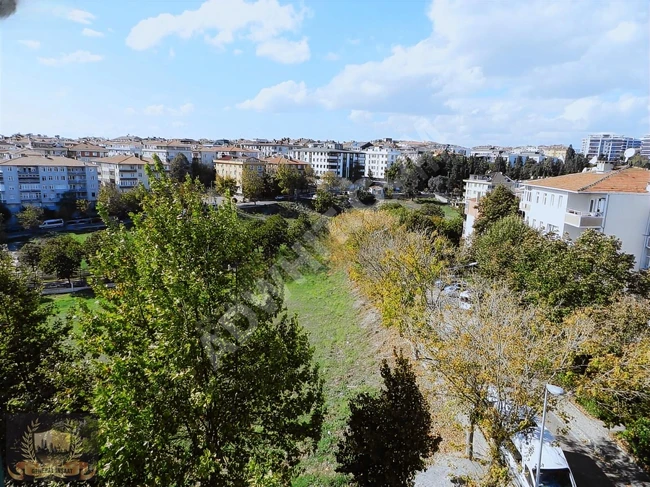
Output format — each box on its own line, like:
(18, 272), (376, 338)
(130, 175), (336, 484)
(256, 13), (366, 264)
(535, 383), (565, 487)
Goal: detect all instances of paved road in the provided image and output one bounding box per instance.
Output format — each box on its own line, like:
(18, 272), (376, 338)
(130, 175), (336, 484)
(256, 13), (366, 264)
(545, 401), (650, 487)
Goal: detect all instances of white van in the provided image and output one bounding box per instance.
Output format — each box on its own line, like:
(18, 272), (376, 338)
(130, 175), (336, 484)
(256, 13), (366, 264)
(39, 219), (65, 229)
(502, 426), (577, 487)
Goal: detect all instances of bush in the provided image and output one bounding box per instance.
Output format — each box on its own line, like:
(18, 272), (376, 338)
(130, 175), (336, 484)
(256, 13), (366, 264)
(356, 190), (376, 205)
(620, 417), (650, 467)
(254, 215), (289, 259)
(314, 190), (336, 214)
(413, 198), (444, 205)
(380, 202), (403, 211)
(418, 203), (444, 218)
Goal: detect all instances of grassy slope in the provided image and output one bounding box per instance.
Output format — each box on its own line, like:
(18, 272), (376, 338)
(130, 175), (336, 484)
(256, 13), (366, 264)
(286, 270), (383, 487)
(43, 289), (100, 334)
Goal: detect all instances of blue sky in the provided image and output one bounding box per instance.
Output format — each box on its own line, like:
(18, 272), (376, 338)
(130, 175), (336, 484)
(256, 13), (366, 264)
(0, 0), (648, 147)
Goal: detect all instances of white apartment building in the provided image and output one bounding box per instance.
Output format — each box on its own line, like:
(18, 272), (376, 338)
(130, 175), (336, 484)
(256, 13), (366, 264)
(106, 136), (143, 157)
(290, 148), (365, 179)
(462, 172), (516, 238)
(93, 155), (169, 192)
(640, 135), (650, 159)
(363, 146), (400, 179)
(0, 156), (99, 213)
(215, 146), (261, 160)
(580, 134), (641, 161)
(142, 140), (193, 163)
(240, 142), (300, 158)
(520, 163), (650, 270)
(67, 143), (109, 162)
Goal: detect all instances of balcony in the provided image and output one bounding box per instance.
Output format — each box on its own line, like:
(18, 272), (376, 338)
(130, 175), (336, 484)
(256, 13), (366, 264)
(564, 209), (603, 228)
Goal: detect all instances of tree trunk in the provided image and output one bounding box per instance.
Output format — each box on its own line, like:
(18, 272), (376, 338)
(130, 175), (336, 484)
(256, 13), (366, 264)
(466, 420), (475, 461)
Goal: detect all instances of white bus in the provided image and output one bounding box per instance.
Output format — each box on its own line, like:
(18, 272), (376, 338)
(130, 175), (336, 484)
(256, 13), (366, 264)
(502, 426), (577, 487)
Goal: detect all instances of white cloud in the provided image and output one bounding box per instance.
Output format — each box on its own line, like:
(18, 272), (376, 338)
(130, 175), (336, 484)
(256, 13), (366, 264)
(255, 37), (309, 64)
(82, 28), (104, 38)
(238, 0), (649, 145)
(38, 50), (103, 66)
(66, 9), (95, 25)
(18, 40), (40, 49)
(325, 52), (339, 61)
(237, 81), (309, 111)
(144, 103), (195, 116)
(126, 0), (310, 64)
(346, 38), (361, 45)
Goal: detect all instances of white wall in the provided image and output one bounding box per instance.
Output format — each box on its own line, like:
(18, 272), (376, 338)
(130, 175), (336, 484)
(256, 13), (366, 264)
(522, 187), (569, 233)
(603, 193), (650, 270)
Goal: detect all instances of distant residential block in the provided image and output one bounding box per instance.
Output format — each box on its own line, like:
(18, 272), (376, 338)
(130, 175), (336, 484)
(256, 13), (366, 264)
(462, 172), (516, 238)
(92, 155), (169, 192)
(580, 134), (641, 161)
(214, 157), (266, 192)
(0, 156), (99, 213)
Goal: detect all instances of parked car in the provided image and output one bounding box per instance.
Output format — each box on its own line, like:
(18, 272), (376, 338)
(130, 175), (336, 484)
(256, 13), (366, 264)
(39, 219), (64, 229)
(502, 427), (577, 487)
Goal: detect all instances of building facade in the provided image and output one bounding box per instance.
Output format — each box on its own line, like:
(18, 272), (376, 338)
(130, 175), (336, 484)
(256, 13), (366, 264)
(93, 155), (169, 191)
(641, 135), (650, 159)
(580, 134), (641, 161)
(519, 164), (650, 270)
(214, 157), (266, 192)
(363, 146), (400, 179)
(142, 141), (193, 163)
(289, 148), (365, 179)
(462, 172), (516, 238)
(106, 136), (143, 157)
(0, 156), (99, 212)
(67, 143), (109, 162)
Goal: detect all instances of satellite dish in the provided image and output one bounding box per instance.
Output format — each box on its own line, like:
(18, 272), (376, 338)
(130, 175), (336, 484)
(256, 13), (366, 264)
(624, 147), (637, 162)
(588, 155), (598, 166)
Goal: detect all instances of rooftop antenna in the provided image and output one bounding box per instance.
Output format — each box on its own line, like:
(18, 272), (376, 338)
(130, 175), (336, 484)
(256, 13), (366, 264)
(624, 147), (636, 163)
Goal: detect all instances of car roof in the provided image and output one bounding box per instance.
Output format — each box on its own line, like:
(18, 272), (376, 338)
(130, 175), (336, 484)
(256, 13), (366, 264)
(513, 427), (570, 471)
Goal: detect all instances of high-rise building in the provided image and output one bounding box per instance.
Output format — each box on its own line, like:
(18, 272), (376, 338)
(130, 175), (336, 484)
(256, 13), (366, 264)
(640, 135), (650, 159)
(580, 134), (641, 161)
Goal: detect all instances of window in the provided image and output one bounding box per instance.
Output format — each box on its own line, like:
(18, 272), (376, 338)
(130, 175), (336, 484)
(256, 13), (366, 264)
(532, 219), (536, 227)
(535, 191), (539, 203)
(550, 194), (554, 205)
(540, 221), (544, 229)
(559, 195), (563, 207)
(543, 193), (547, 205)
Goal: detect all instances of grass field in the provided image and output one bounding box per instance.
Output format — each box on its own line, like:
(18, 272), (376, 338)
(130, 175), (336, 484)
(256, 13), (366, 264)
(43, 289), (101, 334)
(285, 269), (385, 487)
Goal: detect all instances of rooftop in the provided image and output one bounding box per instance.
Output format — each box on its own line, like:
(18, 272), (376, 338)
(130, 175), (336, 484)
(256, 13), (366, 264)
(265, 155), (304, 166)
(526, 166), (650, 193)
(90, 155), (156, 165)
(68, 143), (107, 152)
(0, 156), (98, 167)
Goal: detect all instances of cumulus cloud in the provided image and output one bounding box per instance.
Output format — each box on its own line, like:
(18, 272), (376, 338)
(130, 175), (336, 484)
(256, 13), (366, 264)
(238, 0), (649, 144)
(82, 28), (104, 37)
(38, 50), (103, 66)
(18, 39), (40, 49)
(255, 37), (309, 64)
(237, 80), (309, 111)
(126, 0), (310, 63)
(66, 8), (95, 24)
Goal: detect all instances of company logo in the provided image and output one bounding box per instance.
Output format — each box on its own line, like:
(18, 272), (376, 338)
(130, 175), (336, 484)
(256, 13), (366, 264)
(7, 414), (97, 482)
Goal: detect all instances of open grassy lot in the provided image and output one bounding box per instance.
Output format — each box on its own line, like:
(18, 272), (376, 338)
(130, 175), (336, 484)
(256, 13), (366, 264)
(285, 269), (386, 487)
(43, 289), (101, 334)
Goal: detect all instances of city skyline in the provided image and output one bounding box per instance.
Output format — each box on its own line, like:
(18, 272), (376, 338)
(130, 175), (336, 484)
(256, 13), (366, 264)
(1, 0), (648, 147)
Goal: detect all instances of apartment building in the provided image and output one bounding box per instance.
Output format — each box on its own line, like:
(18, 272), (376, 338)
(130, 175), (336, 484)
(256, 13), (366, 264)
(640, 135), (650, 159)
(539, 145), (569, 162)
(93, 155), (169, 192)
(142, 140), (193, 162)
(214, 157), (265, 192)
(264, 155), (307, 173)
(519, 163), (650, 270)
(240, 142), (301, 158)
(363, 146), (400, 179)
(580, 134), (641, 161)
(215, 146), (261, 160)
(106, 136), (143, 157)
(68, 143), (109, 162)
(290, 148), (365, 179)
(0, 156), (99, 213)
(462, 172), (516, 238)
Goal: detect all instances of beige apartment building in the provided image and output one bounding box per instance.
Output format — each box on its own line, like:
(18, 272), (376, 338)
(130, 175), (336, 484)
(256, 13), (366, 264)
(214, 157), (265, 191)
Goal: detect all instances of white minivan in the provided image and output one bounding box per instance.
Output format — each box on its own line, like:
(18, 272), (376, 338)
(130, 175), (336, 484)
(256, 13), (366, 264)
(502, 426), (577, 487)
(39, 219), (65, 229)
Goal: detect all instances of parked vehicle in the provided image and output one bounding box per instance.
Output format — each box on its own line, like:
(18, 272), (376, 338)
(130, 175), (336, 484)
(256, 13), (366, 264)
(39, 219), (64, 229)
(502, 427), (577, 487)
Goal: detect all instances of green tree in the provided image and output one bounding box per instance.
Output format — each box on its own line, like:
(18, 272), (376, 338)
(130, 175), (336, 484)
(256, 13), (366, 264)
(191, 159), (217, 189)
(241, 168), (265, 203)
(76, 198), (91, 216)
(472, 185), (520, 235)
(121, 186), (145, 217)
(427, 175), (448, 194)
(0, 201), (11, 225)
(313, 189), (336, 213)
(215, 175), (239, 196)
(97, 183), (124, 217)
(321, 171), (342, 193)
(39, 235), (84, 286)
(82, 167), (324, 486)
(275, 164), (304, 198)
(418, 203), (444, 218)
(57, 190), (77, 220)
(17, 204), (44, 230)
(84, 230), (106, 267)
(170, 153), (191, 182)
(0, 249), (80, 464)
(19, 240), (43, 272)
(336, 352), (441, 487)
(253, 215), (289, 260)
